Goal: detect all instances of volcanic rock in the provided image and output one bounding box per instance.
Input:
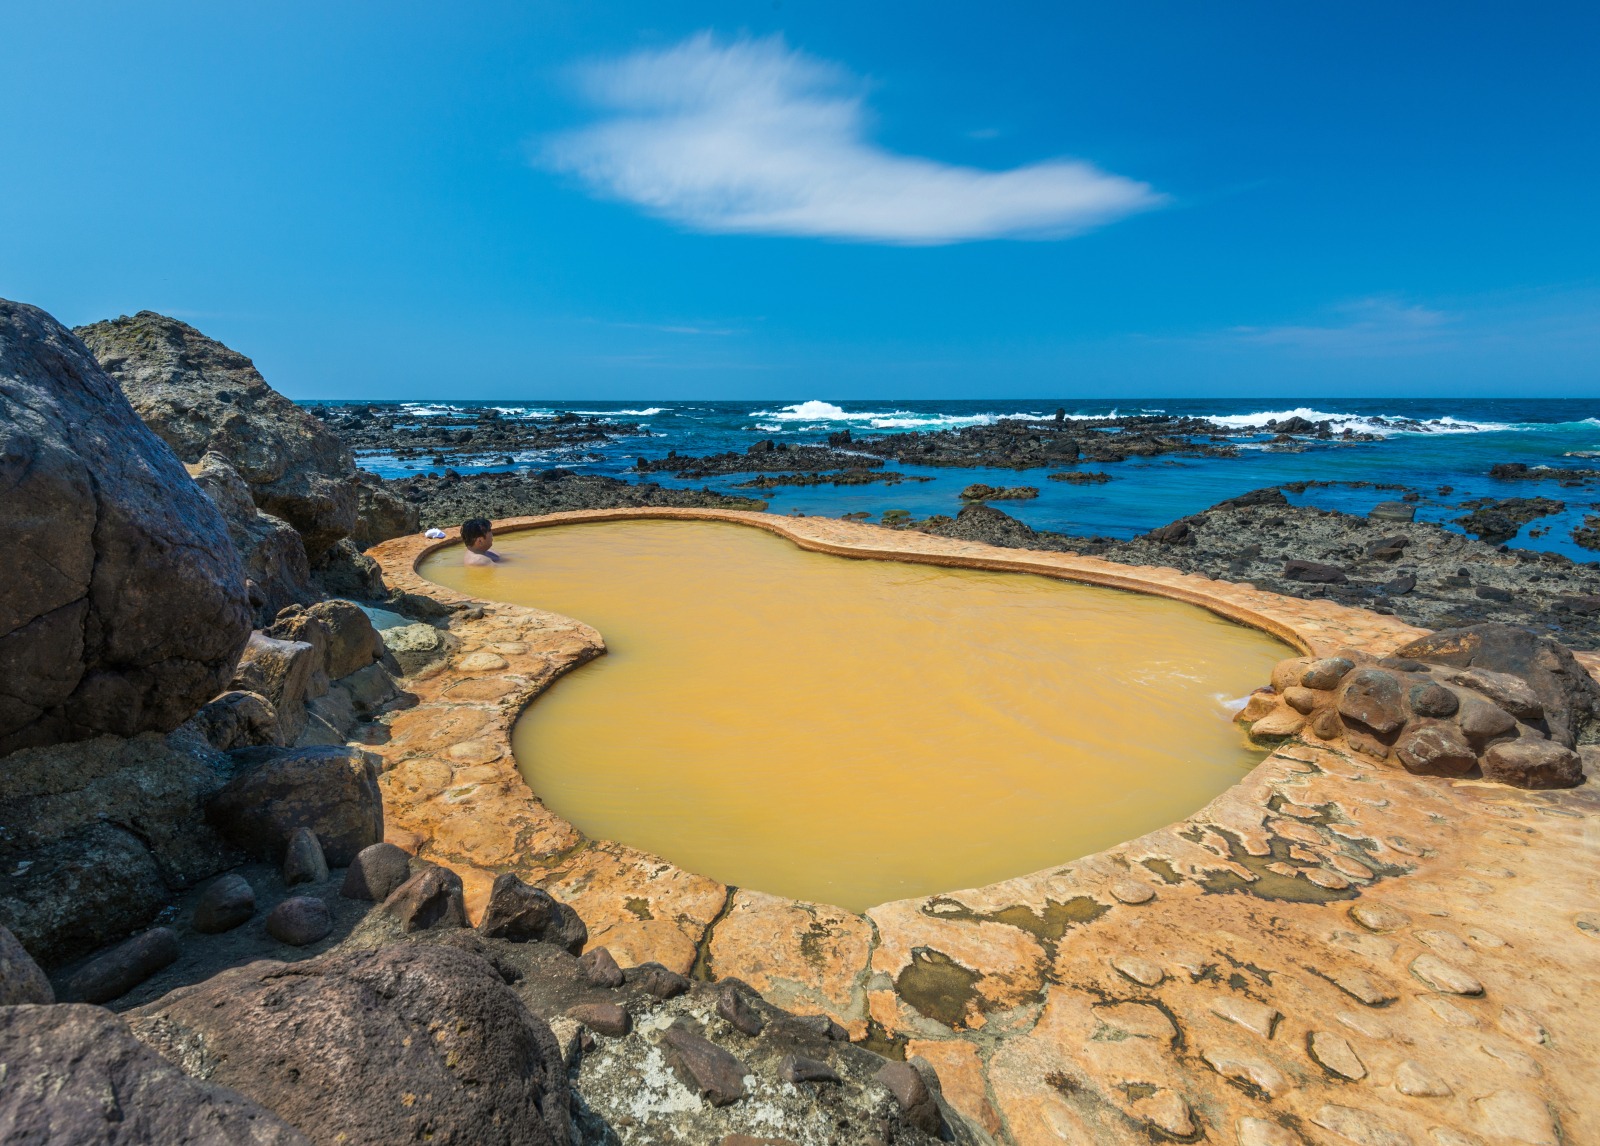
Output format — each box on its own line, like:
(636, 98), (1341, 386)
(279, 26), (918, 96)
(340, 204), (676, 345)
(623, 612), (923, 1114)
(1481, 739), (1585, 789)
(266, 896), (333, 946)
(208, 744), (383, 865)
(0, 1003), (311, 1145)
(282, 827), (330, 886)
(66, 926), (180, 1004)
(0, 300), (252, 755)
(231, 633), (318, 742)
(192, 873), (257, 934)
(187, 690), (283, 751)
(1395, 721), (1478, 777)
(0, 924), (53, 1004)
(477, 874), (587, 952)
(76, 311), (359, 558)
(1337, 669), (1407, 734)
(192, 451), (317, 625)
(663, 1024), (750, 1106)
(340, 842), (414, 902)
(126, 943), (571, 1146)
(569, 1001), (631, 1037)
(380, 865), (469, 932)
(578, 945), (625, 988)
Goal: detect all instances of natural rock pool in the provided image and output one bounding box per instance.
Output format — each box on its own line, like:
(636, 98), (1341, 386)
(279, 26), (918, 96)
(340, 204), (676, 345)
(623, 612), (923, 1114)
(420, 519), (1291, 911)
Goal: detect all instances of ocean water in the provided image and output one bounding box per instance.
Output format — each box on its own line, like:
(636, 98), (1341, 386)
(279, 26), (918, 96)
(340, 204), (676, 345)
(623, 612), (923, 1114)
(322, 398), (1600, 562)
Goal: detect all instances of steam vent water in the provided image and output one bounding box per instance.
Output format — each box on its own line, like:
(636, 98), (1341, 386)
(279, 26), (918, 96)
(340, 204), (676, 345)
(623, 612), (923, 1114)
(421, 520), (1292, 911)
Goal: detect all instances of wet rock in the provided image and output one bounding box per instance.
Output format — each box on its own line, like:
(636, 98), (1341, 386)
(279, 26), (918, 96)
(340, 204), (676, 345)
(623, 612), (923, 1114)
(266, 896), (332, 946)
(629, 961), (690, 999)
(1368, 501), (1416, 522)
(0, 300), (252, 756)
(230, 633), (318, 742)
(578, 945), (625, 988)
(188, 690), (283, 751)
(0, 1003), (311, 1145)
(569, 1001), (632, 1037)
(127, 943), (570, 1146)
(1481, 739), (1585, 789)
(0, 924), (54, 1004)
(874, 1060), (942, 1135)
(1302, 657), (1355, 690)
(1454, 496), (1564, 544)
(1395, 721), (1478, 777)
(780, 1054), (841, 1084)
(381, 864), (469, 932)
(662, 1024), (750, 1106)
(1337, 669), (1407, 734)
(209, 744), (383, 865)
(476, 873), (586, 952)
(282, 827), (329, 886)
(192, 873), (256, 934)
(1408, 681), (1459, 718)
(716, 982), (765, 1036)
(67, 927), (180, 1003)
(340, 842), (413, 902)
(77, 311), (359, 559)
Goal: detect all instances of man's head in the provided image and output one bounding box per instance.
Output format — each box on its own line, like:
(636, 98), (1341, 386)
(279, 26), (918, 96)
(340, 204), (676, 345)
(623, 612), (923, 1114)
(461, 518), (494, 552)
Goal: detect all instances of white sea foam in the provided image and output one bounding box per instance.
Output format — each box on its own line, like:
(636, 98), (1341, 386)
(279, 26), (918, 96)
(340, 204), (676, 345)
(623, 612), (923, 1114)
(748, 399), (1053, 430)
(571, 408), (666, 416)
(1204, 407), (1515, 436)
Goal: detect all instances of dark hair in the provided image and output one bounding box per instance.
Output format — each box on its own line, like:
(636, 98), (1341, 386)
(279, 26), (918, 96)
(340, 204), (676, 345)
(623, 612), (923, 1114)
(461, 518), (492, 546)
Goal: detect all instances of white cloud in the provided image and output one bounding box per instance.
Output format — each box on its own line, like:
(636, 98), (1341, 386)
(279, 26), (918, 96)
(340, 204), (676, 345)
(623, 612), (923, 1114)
(542, 33), (1163, 245)
(1225, 297), (1452, 354)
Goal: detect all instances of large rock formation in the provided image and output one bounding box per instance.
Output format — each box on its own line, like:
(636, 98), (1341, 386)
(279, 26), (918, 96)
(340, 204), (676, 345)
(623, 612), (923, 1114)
(191, 452), (317, 625)
(0, 1003), (310, 1145)
(0, 300), (252, 756)
(75, 311), (359, 559)
(128, 944), (572, 1146)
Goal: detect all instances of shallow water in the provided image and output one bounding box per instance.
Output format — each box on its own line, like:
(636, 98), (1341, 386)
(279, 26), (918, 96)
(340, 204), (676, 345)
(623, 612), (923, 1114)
(421, 519), (1291, 911)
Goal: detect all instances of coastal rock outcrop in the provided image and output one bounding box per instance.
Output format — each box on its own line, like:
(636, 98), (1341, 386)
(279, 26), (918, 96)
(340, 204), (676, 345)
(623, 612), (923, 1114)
(126, 944), (572, 1146)
(75, 311), (359, 559)
(191, 451), (317, 624)
(0, 1003), (311, 1145)
(0, 300), (252, 755)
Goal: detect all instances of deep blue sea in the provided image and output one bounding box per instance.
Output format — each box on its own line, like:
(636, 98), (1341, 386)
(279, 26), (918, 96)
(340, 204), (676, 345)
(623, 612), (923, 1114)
(319, 398), (1600, 563)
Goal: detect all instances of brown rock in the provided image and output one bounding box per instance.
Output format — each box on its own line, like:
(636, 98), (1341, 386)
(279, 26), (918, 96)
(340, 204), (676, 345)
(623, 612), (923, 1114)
(192, 873), (256, 934)
(1283, 560), (1347, 584)
(208, 744), (383, 865)
(578, 945), (625, 988)
(1395, 720), (1478, 777)
(1457, 692), (1519, 745)
(266, 896), (332, 946)
(779, 1054), (840, 1084)
(188, 690), (283, 751)
(477, 873), (587, 952)
(126, 943), (570, 1146)
(230, 633), (318, 742)
(663, 1024), (749, 1106)
(339, 842), (413, 902)
(1301, 657), (1355, 690)
(0, 1003), (310, 1145)
(1282, 686), (1319, 714)
(874, 1060), (942, 1134)
(1482, 739), (1585, 789)
(716, 982), (766, 1036)
(568, 1001), (631, 1037)
(1451, 667), (1544, 720)
(1248, 706), (1305, 741)
(1310, 708), (1344, 740)
(66, 927), (180, 1003)
(1407, 681), (1459, 718)
(0, 300), (252, 756)
(273, 599), (383, 682)
(381, 865), (468, 932)
(629, 961), (690, 999)
(1337, 669), (1406, 734)
(282, 827), (329, 886)
(0, 924), (54, 1004)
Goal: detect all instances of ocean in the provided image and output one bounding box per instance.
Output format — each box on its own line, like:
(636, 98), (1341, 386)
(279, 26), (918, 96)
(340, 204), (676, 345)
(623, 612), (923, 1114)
(318, 398), (1600, 563)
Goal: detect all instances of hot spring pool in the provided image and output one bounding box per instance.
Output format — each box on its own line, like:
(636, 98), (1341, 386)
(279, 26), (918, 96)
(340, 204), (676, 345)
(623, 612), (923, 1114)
(419, 519), (1290, 911)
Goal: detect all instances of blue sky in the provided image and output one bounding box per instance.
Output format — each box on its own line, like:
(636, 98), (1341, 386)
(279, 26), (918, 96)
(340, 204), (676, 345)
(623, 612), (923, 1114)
(1, 2), (1596, 399)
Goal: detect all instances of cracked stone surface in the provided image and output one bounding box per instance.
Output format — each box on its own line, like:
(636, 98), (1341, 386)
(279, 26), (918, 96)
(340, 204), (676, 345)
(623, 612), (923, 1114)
(369, 508), (1600, 1146)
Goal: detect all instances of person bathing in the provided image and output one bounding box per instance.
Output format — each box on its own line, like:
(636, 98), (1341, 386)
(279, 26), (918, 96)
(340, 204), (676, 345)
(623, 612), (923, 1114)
(461, 518), (502, 566)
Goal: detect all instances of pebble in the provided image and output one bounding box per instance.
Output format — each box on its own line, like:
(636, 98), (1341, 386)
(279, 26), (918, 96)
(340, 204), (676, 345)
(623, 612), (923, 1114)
(1110, 955), (1164, 987)
(1211, 995), (1280, 1038)
(66, 927), (180, 1003)
(267, 896), (332, 945)
(1411, 954), (1484, 996)
(1394, 1059), (1452, 1097)
(1308, 1031), (1367, 1079)
(1349, 902), (1410, 932)
(192, 873), (256, 934)
(282, 827), (329, 886)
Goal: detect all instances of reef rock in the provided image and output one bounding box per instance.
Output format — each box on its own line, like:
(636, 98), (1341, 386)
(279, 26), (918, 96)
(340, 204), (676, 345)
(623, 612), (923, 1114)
(75, 311), (358, 559)
(0, 1003), (310, 1145)
(126, 944), (571, 1146)
(0, 299), (252, 755)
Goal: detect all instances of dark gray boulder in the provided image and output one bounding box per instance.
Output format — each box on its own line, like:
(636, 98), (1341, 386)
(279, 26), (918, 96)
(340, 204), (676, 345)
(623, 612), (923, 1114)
(75, 311), (358, 559)
(0, 1003), (310, 1145)
(0, 925), (53, 1004)
(126, 944), (571, 1146)
(208, 745), (383, 866)
(0, 300), (252, 756)
(191, 451), (317, 626)
(65, 927), (180, 1004)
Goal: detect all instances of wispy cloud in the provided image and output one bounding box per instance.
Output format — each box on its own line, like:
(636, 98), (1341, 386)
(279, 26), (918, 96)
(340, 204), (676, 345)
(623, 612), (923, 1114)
(541, 33), (1163, 245)
(1224, 297), (1453, 355)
